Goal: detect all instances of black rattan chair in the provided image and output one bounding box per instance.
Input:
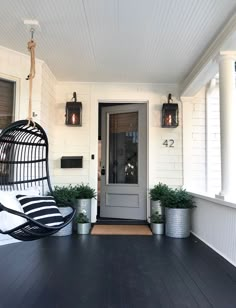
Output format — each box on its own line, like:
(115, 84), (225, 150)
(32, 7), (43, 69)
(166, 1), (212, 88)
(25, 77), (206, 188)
(0, 120), (75, 241)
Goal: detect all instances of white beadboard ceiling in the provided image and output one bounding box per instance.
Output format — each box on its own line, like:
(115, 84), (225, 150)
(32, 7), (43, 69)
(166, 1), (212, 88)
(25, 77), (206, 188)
(0, 0), (236, 84)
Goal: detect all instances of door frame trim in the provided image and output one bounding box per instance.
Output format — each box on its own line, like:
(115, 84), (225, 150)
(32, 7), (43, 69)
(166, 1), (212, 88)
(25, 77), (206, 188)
(94, 100), (149, 221)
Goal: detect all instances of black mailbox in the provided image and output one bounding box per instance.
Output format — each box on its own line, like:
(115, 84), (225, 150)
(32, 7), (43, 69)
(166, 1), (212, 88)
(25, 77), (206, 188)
(61, 156), (83, 168)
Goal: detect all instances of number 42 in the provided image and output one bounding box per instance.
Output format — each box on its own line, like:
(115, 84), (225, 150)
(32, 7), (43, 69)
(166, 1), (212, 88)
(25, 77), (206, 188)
(163, 139), (174, 147)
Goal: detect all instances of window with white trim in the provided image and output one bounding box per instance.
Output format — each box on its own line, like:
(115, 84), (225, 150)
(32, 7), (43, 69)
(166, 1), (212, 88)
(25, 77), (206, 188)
(0, 79), (14, 130)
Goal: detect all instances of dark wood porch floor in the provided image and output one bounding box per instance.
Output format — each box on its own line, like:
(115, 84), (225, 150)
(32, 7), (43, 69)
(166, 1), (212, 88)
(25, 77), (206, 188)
(0, 235), (236, 308)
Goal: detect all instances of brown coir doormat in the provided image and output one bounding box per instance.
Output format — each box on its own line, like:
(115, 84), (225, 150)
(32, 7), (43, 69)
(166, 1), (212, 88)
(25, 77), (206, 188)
(91, 225), (152, 235)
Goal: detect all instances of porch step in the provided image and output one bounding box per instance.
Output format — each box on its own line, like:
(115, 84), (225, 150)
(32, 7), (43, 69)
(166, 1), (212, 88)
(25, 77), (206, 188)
(95, 217), (148, 225)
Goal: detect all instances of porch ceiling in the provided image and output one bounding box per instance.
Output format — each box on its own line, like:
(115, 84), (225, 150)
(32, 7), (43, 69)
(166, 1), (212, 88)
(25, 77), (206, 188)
(1, 0), (236, 84)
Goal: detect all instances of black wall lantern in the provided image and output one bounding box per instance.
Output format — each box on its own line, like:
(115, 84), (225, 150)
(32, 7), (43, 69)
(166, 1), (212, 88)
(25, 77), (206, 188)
(65, 92), (82, 126)
(162, 93), (179, 128)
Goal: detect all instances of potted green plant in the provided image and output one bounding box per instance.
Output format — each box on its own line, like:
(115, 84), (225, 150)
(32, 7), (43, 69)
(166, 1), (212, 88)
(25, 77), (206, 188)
(149, 182), (170, 216)
(76, 211), (91, 235)
(50, 185), (76, 207)
(50, 185), (76, 236)
(150, 212), (165, 235)
(162, 187), (195, 238)
(73, 183), (96, 223)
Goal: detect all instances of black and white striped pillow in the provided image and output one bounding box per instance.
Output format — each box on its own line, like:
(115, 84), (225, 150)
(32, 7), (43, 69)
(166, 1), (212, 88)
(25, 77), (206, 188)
(16, 195), (64, 227)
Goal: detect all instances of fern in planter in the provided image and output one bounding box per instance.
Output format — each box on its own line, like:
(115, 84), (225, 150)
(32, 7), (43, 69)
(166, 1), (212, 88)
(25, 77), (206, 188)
(149, 182), (170, 201)
(49, 185), (76, 236)
(72, 184), (96, 227)
(162, 187), (196, 238)
(162, 188), (195, 208)
(76, 212), (91, 234)
(74, 183), (96, 199)
(49, 185), (76, 207)
(150, 211), (165, 235)
(150, 212), (165, 224)
(149, 182), (170, 216)
(76, 212), (89, 223)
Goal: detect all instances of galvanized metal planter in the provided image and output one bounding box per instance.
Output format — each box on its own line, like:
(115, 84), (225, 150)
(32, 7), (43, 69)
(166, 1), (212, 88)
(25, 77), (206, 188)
(151, 200), (165, 216)
(52, 207), (73, 236)
(165, 208), (191, 238)
(77, 223), (91, 235)
(73, 199), (92, 231)
(151, 223), (164, 235)
(74, 199), (91, 219)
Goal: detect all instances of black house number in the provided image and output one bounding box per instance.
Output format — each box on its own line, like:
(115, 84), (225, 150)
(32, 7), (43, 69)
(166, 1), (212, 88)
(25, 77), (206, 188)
(163, 139), (174, 147)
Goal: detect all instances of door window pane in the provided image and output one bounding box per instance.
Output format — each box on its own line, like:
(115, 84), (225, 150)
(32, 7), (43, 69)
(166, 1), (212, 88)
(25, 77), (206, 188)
(108, 112), (138, 184)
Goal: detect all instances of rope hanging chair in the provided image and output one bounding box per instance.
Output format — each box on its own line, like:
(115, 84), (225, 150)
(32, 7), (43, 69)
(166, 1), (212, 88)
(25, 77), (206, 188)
(0, 30), (75, 241)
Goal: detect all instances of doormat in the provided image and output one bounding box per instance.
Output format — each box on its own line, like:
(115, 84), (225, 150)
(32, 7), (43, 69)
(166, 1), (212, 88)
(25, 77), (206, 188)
(91, 224), (152, 235)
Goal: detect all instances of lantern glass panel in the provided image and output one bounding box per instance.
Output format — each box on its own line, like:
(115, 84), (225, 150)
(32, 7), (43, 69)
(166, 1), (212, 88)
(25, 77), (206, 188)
(162, 103), (178, 128)
(65, 102), (82, 126)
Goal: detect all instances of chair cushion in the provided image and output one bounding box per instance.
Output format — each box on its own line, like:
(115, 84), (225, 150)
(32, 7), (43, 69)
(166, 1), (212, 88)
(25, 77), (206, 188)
(0, 188), (40, 232)
(1, 186), (41, 196)
(0, 192), (26, 231)
(16, 195), (64, 227)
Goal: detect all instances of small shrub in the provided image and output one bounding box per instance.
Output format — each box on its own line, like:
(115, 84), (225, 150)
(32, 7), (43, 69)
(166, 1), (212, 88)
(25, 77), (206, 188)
(74, 183), (96, 199)
(162, 187), (195, 209)
(76, 212), (89, 224)
(150, 212), (165, 223)
(49, 185), (76, 207)
(149, 182), (170, 201)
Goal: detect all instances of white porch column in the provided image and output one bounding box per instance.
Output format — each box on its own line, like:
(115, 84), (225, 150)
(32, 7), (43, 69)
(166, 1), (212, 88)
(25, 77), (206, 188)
(181, 97), (193, 190)
(218, 51), (236, 201)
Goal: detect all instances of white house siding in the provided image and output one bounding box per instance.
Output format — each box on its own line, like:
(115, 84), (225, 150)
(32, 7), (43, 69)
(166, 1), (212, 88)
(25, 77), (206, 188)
(41, 63), (57, 179)
(182, 90), (206, 192)
(191, 88), (206, 191)
(53, 83), (92, 186)
(206, 85), (221, 194)
(41, 63), (56, 140)
(183, 85), (221, 196)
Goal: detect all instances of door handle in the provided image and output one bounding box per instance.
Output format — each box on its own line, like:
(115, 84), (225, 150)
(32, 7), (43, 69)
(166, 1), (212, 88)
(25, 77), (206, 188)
(101, 166), (106, 175)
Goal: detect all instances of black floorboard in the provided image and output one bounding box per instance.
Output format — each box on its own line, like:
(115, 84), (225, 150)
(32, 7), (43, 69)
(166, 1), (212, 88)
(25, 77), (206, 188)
(0, 234), (236, 308)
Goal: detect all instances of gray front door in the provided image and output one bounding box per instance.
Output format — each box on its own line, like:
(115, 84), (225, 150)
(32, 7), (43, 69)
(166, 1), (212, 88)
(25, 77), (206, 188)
(100, 104), (147, 220)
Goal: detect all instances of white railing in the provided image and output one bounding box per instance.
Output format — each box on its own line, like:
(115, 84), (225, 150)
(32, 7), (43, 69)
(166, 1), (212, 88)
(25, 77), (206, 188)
(191, 192), (236, 267)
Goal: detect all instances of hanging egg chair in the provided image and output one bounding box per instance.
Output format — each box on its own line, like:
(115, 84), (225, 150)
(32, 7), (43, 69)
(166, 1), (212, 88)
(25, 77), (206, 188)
(0, 29), (75, 241)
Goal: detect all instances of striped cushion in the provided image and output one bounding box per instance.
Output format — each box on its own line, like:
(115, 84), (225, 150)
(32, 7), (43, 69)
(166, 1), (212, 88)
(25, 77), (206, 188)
(16, 195), (64, 227)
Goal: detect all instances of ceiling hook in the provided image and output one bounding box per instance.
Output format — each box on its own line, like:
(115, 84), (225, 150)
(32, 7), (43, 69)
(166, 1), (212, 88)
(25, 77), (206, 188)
(30, 28), (35, 40)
